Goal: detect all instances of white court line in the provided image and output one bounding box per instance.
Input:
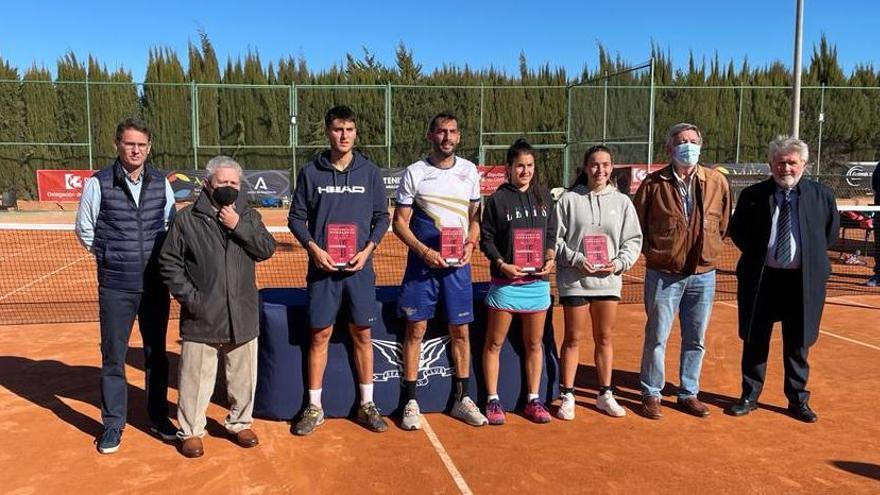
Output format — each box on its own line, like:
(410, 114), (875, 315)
(825, 296), (880, 310)
(717, 300), (880, 352)
(421, 417), (472, 495)
(0, 254), (92, 302)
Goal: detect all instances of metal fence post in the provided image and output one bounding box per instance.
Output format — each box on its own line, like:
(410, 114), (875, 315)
(816, 83), (826, 176)
(85, 76), (94, 170)
(735, 85), (744, 163)
(386, 82), (392, 167)
(191, 81), (198, 169)
(479, 84), (485, 165)
(647, 57), (656, 171)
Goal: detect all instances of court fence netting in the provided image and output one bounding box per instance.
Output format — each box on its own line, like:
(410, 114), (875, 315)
(1, 205), (878, 326)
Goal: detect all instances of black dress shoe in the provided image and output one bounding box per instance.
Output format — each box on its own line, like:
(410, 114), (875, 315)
(726, 398), (759, 417)
(788, 402), (818, 423)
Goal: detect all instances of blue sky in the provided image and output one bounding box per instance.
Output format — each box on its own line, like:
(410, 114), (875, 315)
(1, 1), (877, 81)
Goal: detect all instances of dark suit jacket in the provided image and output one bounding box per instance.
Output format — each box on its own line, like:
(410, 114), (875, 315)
(729, 178), (839, 346)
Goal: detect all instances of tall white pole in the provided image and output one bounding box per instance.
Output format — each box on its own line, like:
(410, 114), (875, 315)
(791, 0), (804, 137)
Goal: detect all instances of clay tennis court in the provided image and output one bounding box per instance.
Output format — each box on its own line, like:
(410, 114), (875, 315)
(1, 208), (879, 493)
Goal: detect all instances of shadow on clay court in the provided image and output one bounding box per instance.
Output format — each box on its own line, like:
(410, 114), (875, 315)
(0, 355), (174, 441)
(569, 363), (792, 417)
(830, 461), (880, 481)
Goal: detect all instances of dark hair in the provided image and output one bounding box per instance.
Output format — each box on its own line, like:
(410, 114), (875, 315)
(428, 112), (458, 132)
(325, 105), (357, 128)
(571, 145), (613, 188)
(506, 138), (547, 208)
(115, 117), (151, 142)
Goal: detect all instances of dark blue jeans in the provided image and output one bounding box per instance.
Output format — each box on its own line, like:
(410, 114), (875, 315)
(99, 284), (170, 429)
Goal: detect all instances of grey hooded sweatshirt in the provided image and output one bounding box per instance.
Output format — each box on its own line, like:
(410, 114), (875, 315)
(555, 184), (643, 297)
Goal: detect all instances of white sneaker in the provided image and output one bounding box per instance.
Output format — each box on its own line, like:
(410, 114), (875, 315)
(401, 399), (422, 430)
(596, 389), (626, 417)
(451, 397), (488, 426)
(557, 392), (576, 420)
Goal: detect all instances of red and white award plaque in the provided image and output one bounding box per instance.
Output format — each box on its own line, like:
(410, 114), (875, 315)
(326, 224), (358, 269)
(583, 233), (610, 268)
(513, 228), (543, 273)
(441, 227), (465, 266)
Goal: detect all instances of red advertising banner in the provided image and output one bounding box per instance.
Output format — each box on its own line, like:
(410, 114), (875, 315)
(478, 165), (507, 196)
(36, 170), (94, 201)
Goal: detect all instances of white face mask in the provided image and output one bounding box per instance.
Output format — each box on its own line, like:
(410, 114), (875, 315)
(673, 142), (701, 167)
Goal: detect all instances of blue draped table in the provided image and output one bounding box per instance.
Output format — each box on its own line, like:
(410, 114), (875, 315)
(255, 283), (559, 419)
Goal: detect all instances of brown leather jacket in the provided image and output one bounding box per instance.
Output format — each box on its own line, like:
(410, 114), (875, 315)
(633, 164), (731, 274)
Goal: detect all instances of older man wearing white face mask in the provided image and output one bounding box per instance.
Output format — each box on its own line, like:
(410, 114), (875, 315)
(726, 136), (839, 423)
(632, 123), (732, 420)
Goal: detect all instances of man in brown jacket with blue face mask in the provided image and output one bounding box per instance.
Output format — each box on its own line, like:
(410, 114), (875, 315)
(633, 123), (731, 420)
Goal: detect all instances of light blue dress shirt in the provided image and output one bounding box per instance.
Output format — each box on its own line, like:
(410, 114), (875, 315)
(765, 187), (801, 269)
(75, 171), (176, 251)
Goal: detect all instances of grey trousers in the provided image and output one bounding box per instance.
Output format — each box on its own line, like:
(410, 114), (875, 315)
(177, 338), (258, 439)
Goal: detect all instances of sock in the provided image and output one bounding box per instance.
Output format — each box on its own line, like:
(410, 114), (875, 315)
(487, 394), (500, 402)
(527, 393), (539, 402)
(454, 377), (469, 402)
(308, 388), (322, 408)
(561, 386), (575, 396)
(403, 380), (418, 402)
(599, 385), (614, 396)
(359, 383), (374, 405)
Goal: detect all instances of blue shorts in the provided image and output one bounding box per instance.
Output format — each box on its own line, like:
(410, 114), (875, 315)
(398, 261), (474, 325)
(307, 266), (378, 329)
(485, 280), (551, 313)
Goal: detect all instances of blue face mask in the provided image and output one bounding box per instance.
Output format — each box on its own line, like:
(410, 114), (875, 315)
(673, 142), (701, 166)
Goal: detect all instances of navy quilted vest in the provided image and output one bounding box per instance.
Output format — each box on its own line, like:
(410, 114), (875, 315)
(93, 161), (168, 292)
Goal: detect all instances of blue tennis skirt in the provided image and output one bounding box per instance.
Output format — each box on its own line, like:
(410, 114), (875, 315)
(485, 280), (551, 313)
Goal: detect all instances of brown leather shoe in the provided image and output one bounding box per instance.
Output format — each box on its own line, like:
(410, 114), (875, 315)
(678, 396), (710, 417)
(232, 429), (259, 448)
(181, 437), (204, 458)
(641, 396), (663, 419)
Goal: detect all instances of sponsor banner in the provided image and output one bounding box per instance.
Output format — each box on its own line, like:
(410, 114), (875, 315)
(612, 164), (661, 194)
(380, 167), (405, 198)
(167, 169), (291, 204)
(36, 170), (94, 201)
(844, 162), (877, 190)
(478, 165), (507, 195)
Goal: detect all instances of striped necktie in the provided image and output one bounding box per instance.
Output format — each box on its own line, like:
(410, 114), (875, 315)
(775, 190), (792, 265)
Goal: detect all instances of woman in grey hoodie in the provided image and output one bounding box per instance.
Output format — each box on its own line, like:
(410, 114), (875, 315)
(555, 145), (642, 420)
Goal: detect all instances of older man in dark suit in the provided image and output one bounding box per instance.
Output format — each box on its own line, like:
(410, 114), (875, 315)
(726, 135), (839, 423)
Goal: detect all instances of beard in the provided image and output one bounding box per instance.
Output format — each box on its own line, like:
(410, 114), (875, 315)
(773, 174), (800, 190)
(434, 141), (456, 157)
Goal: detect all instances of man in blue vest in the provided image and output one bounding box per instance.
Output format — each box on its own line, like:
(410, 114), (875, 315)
(75, 118), (178, 454)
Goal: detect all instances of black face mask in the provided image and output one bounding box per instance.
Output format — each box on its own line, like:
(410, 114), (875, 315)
(211, 186), (238, 206)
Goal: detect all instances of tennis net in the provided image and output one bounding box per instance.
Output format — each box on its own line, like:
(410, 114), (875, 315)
(1, 205), (877, 325)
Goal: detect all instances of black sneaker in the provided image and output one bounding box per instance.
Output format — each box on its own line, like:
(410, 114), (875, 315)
(96, 427), (123, 454)
(149, 418), (179, 441)
(357, 402), (388, 432)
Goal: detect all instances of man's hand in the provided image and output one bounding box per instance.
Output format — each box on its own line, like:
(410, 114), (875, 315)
(218, 205), (240, 230)
(460, 241), (476, 265)
(307, 242), (338, 272)
(344, 244), (374, 272)
(421, 248), (449, 269)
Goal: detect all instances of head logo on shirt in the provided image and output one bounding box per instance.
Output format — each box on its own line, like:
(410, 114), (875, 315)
(317, 185), (366, 194)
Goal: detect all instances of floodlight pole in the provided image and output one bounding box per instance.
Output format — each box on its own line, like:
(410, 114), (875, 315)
(790, 0), (804, 138)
